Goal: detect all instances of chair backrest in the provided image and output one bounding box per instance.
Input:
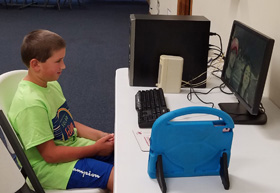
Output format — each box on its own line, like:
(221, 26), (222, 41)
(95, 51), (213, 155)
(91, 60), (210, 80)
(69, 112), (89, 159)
(0, 70), (106, 193)
(0, 70), (27, 115)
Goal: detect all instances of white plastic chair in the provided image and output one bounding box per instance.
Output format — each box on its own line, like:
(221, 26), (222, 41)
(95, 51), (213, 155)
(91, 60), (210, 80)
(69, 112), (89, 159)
(0, 70), (106, 193)
(0, 138), (26, 193)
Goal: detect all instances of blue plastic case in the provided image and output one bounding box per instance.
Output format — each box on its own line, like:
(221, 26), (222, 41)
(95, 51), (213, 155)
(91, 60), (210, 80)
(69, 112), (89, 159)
(148, 106), (234, 192)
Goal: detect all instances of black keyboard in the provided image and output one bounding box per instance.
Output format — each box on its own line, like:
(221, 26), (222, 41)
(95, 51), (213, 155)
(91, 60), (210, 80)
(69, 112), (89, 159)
(135, 88), (170, 128)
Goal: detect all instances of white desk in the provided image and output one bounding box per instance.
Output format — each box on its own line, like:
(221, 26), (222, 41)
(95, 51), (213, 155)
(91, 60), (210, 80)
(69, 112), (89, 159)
(114, 68), (280, 193)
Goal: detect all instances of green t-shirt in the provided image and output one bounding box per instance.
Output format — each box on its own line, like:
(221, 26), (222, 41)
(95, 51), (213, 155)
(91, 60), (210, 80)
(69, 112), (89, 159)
(8, 80), (95, 190)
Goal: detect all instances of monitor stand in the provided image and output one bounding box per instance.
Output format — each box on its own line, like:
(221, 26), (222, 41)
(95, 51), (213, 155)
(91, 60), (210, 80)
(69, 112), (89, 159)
(218, 102), (267, 125)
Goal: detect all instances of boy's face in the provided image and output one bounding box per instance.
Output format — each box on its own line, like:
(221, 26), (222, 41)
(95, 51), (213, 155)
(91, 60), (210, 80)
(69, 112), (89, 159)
(38, 48), (66, 83)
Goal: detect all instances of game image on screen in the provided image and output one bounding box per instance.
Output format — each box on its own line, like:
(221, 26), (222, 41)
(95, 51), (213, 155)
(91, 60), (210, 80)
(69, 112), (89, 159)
(219, 20), (274, 125)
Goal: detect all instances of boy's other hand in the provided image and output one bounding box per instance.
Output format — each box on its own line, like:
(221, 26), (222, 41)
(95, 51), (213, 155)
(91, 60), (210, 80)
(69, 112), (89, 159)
(94, 134), (114, 156)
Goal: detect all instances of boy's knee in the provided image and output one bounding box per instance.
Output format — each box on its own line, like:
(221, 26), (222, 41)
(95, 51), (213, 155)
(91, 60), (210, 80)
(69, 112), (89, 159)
(107, 166), (114, 193)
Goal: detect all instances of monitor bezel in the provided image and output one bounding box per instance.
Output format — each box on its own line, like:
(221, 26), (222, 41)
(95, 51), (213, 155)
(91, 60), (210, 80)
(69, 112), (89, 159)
(221, 20), (274, 116)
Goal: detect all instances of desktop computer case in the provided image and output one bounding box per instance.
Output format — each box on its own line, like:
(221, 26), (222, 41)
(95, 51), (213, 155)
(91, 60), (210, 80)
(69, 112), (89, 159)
(129, 14), (210, 87)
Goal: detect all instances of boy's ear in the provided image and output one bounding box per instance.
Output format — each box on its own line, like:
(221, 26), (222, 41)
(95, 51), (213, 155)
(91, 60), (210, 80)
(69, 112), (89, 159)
(29, 59), (40, 72)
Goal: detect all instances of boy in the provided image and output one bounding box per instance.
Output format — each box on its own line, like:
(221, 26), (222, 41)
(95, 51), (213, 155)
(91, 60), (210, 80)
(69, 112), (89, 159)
(8, 30), (114, 192)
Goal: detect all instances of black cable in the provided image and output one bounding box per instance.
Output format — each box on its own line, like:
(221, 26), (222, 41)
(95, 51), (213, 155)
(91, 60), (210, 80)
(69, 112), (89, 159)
(209, 44), (221, 50)
(208, 48), (223, 63)
(187, 86), (215, 108)
(209, 51), (222, 64)
(187, 85), (222, 108)
(211, 69), (222, 79)
(209, 33), (224, 64)
(187, 83), (234, 108)
(219, 83), (233, 95)
(209, 47), (222, 53)
(217, 33), (223, 55)
(209, 33), (223, 54)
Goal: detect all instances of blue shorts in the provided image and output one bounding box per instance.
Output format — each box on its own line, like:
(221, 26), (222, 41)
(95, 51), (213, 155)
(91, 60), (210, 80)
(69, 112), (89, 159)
(66, 154), (114, 189)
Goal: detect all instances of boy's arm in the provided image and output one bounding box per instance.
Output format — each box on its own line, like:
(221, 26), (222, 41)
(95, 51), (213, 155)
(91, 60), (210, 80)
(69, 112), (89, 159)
(36, 133), (114, 163)
(74, 121), (110, 141)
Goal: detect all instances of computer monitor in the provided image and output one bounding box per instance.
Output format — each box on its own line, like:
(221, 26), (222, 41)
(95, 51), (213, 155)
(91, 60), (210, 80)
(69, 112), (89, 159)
(219, 20), (274, 125)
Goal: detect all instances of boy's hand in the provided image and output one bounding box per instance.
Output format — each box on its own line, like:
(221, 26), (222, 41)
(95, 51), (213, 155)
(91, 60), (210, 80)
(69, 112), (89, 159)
(94, 133), (114, 156)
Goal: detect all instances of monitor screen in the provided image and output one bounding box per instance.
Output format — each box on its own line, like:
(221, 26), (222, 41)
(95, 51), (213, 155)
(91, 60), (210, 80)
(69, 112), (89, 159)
(219, 20), (274, 125)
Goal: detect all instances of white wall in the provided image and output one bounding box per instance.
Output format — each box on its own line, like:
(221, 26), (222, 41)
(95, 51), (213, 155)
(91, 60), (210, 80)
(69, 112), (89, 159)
(192, 0), (280, 108)
(149, 0), (178, 15)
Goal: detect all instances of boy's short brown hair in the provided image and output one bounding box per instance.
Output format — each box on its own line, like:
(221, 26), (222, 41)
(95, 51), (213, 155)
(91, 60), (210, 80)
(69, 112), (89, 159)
(21, 29), (66, 67)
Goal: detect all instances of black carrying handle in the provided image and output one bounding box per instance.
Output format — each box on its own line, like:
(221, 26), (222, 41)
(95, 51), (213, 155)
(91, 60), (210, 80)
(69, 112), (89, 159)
(156, 155), (167, 193)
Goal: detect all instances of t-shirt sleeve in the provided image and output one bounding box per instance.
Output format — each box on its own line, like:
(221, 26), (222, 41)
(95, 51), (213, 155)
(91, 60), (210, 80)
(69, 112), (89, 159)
(15, 106), (54, 150)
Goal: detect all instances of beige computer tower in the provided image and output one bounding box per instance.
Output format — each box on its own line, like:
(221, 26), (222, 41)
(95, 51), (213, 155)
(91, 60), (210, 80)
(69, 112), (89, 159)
(156, 55), (183, 93)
